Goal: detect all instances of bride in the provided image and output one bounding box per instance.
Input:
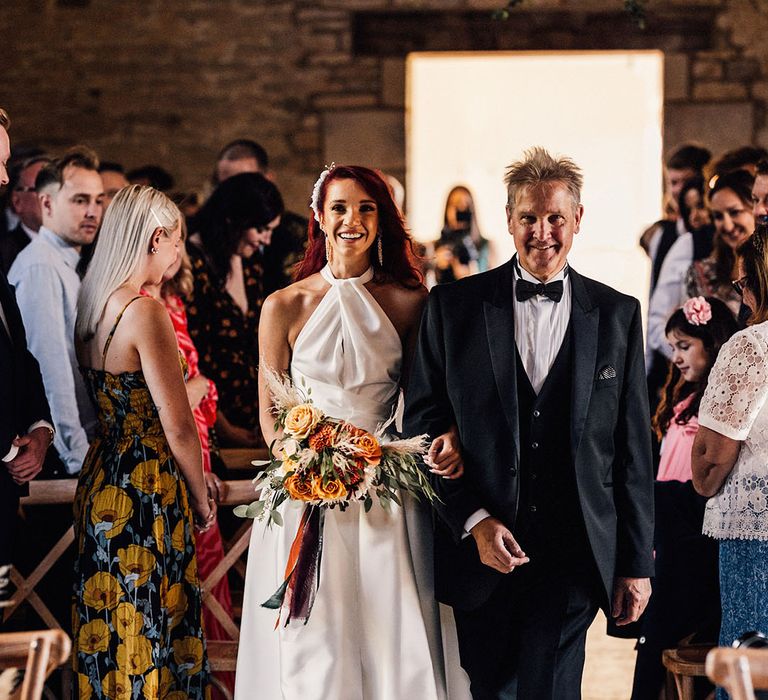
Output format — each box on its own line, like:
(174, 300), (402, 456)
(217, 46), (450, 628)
(235, 165), (469, 699)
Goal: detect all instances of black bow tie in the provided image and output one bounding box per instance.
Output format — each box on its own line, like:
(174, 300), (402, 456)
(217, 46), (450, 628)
(515, 278), (564, 303)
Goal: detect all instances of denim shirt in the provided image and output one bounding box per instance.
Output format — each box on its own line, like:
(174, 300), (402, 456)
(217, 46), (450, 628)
(8, 227), (96, 474)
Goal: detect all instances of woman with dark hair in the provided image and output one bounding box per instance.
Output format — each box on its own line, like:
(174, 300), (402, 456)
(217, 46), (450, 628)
(694, 227), (768, 695)
(631, 297), (737, 699)
(236, 165), (469, 699)
(186, 172), (284, 446)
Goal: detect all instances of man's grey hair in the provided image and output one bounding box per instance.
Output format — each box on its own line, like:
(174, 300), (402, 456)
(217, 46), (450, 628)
(504, 146), (583, 210)
(0, 108), (9, 130)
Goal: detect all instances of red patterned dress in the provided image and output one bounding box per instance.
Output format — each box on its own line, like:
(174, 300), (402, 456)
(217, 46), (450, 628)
(157, 292), (235, 695)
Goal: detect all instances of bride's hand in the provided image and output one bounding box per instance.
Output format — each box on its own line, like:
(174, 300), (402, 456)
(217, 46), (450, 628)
(425, 426), (464, 479)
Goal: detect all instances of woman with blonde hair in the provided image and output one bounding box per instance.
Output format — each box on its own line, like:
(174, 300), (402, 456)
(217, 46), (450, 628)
(74, 185), (212, 698)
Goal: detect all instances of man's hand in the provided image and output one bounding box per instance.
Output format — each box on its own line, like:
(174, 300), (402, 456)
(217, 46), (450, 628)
(425, 425), (464, 479)
(470, 516), (530, 574)
(611, 576), (651, 626)
(6, 427), (51, 484)
(204, 471), (227, 503)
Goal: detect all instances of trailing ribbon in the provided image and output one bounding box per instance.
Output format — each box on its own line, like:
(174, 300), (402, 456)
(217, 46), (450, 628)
(262, 504), (325, 627)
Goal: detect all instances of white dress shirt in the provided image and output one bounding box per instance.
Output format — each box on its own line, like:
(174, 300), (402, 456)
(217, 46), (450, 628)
(646, 232), (694, 368)
(464, 259), (572, 534)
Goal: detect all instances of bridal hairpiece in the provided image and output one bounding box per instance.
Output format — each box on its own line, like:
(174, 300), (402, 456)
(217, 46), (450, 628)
(149, 208), (165, 229)
(682, 296), (712, 326)
(310, 162), (336, 223)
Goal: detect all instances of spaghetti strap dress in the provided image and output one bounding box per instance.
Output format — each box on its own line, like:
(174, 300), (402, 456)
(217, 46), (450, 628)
(73, 296), (210, 699)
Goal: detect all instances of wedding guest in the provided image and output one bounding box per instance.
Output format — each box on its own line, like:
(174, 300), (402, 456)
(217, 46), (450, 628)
(0, 154), (50, 273)
(9, 147), (103, 475)
(142, 223), (234, 697)
(693, 225), (768, 690)
(709, 145), (768, 181)
(0, 108), (54, 615)
(687, 170), (757, 315)
(645, 177), (715, 408)
(750, 158), (768, 224)
(98, 161), (129, 209)
(647, 170), (755, 374)
(434, 185), (477, 284)
(128, 164), (174, 192)
(213, 138), (307, 294)
(640, 144), (711, 293)
(186, 172), (283, 447)
(631, 296), (737, 700)
(73, 184), (212, 698)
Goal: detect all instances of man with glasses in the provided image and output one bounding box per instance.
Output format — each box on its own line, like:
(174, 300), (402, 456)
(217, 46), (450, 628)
(0, 155), (50, 273)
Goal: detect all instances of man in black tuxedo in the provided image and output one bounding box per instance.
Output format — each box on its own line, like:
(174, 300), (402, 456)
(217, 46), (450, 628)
(0, 110), (54, 606)
(405, 147), (654, 699)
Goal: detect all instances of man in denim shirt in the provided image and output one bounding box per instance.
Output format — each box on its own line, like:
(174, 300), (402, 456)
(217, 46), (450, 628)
(8, 147), (103, 475)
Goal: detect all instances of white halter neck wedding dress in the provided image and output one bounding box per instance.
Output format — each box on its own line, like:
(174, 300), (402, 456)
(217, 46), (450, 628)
(235, 265), (468, 700)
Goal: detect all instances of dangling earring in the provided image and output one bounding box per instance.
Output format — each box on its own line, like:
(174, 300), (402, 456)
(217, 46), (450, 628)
(325, 233), (332, 262)
(377, 232), (383, 267)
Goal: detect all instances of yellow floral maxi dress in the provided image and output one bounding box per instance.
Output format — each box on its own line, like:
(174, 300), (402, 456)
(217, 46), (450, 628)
(73, 298), (210, 699)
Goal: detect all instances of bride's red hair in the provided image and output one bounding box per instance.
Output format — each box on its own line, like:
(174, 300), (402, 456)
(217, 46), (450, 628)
(294, 165), (422, 288)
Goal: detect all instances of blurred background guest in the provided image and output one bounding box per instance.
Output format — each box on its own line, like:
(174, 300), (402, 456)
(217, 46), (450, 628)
(186, 172), (284, 447)
(693, 225), (768, 679)
(632, 296), (737, 700)
(0, 154), (50, 274)
(213, 138), (307, 294)
(640, 143), (711, 294)
(142, 222), (234, 697)
(98, 161), (129, 210)
(687, 169), (756, 316)
(127, 163), (175, 192)
(433, 184), (490, 284)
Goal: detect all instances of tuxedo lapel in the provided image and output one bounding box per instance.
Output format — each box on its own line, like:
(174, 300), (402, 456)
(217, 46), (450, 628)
(569, 270), (598, 460)
(483, 260), (520, 465)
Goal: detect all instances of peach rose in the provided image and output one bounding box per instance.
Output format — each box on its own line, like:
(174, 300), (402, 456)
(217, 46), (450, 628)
(283, 404), (323, 439)
(311, 476), (348, 503)
(283, 473), (314, 502)
(350, 433), (382, 466)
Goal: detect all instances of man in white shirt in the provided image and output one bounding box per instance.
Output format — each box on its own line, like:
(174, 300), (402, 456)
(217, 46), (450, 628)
(9, 147), (103, 475)
(406, 147), (654, 699)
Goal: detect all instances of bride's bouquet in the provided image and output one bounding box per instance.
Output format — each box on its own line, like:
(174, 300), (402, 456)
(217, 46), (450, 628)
(235, 366), (437, 627)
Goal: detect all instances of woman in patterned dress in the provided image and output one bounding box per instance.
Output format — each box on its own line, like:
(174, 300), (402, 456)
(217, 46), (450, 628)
(186, 173), (284, 447)
(73, 185), (215, 699)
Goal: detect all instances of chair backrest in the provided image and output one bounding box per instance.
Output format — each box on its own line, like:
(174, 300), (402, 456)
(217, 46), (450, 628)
(706, 648), (768, 700)
(0, 630), (71, 700)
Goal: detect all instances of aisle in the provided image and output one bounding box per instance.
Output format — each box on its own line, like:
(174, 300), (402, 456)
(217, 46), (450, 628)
(582, 612), (637, 700)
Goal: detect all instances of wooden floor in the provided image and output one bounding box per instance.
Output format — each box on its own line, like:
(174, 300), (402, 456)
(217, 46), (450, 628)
(582, 612), (637, 700)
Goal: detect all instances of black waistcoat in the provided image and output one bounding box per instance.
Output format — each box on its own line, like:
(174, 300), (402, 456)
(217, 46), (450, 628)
(514, 326), (589, 563)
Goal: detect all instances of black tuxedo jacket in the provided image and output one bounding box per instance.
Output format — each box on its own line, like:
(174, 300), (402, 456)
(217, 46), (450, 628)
(0, 223), (31, 275)
(0, 271), (51, 496)
(404, 259), (654, 611)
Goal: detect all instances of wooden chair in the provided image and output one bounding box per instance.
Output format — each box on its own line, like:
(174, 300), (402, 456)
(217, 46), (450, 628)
(0, 630), (71, 700)
(662, 636), (715, 700)
(706, 648), (768, 700)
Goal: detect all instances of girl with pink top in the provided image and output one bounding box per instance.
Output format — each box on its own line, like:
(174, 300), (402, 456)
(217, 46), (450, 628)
(631, 296), (738, 700)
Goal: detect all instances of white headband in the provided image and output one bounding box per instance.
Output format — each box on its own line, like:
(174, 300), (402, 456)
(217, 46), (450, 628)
(310, 162), (336, 223)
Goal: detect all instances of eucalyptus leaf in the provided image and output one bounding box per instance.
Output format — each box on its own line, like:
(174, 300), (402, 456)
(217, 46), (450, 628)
(271, 510), (284, 527)
(233, 505), (249, 518)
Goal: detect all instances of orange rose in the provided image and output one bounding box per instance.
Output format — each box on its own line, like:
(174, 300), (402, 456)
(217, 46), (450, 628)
(350, 433), (382, 466)
(283, 404), (322, 439)
(283, 473), (314, 502)
(311, 476), (347, 502)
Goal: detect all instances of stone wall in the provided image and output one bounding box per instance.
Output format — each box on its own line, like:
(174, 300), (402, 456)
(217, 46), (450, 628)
(2, 0), (768, 211)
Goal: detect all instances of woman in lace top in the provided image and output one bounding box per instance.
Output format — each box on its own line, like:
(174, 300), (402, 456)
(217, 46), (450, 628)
(693, 225), (768, 682)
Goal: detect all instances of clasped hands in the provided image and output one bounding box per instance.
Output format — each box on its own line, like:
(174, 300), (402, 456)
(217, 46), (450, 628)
(5, 426), (52, 485)
(192, 472), (227, 533)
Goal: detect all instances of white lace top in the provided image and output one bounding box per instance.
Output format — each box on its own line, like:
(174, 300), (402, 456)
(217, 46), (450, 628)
(699, 322), (768, 540)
